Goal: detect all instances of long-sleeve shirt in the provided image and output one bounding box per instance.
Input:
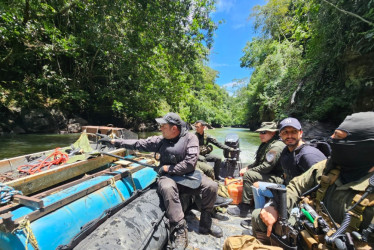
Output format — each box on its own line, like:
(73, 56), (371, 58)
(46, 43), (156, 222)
(196, 132), (232, 151)
(114, 131), (199, 176)
(281, 144), (326, 184)
(249, 139), (285, 177)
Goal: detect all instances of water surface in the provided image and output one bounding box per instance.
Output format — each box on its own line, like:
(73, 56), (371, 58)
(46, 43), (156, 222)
(1, 128), (261, 164)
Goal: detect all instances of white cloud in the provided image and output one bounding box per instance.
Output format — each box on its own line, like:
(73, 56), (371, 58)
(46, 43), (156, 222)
(215, 0), (236, 13)
(221, 80), (247, 96)
(222, 81), (244, 88)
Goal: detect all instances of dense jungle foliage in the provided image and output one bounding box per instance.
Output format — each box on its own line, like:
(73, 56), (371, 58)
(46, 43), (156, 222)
(1, 0), (373, 133)
(239, 0), (374, 127)
(0, 0), (234, 132)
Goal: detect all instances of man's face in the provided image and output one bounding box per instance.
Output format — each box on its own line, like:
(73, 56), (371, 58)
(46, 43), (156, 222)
(195, 123), (205, 135)
(259, 131), (276, 143)
(159, 123), (176, 139)
(331, 129), (348, 139)
(280, 126), (303, 147)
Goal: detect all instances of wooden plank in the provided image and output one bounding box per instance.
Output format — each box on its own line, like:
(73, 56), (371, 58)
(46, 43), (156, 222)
(15, 165), (144, 225)
(5, 148), (126, 195)
(13, 195), (44, 209)
(114, 160), (133, 166)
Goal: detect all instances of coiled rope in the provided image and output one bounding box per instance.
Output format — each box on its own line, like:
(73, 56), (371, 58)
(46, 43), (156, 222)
(0, 182), (23, 204)
(17, 148), (69, 175)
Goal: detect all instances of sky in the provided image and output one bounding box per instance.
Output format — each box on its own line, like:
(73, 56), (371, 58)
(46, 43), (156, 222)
(209, 0), (265, 94)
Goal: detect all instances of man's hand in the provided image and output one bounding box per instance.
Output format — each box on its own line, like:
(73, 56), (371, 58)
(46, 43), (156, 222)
(96, 133), (114, 145)
(260, 206), (279, 237)
(158, 165), (169, 176)
(239, 167), (247, 176)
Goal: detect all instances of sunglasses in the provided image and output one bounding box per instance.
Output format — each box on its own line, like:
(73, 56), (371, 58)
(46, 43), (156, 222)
(259, 131), (268, 135)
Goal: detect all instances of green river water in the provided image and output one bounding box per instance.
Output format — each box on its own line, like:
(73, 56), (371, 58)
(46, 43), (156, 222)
(0, 127), (261, 164)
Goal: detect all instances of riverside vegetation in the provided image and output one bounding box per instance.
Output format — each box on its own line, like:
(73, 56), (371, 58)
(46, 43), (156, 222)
(1, 0), (373, 133)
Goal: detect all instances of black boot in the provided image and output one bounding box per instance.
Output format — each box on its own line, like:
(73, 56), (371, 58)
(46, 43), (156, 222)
(199, 210), (223, 238)
(213, 159), (222, 180)
(214, 195), (233, 207)
(227, 203), (252, 217)
(170, 219), (188, 250)
(240, 218), (252, 229)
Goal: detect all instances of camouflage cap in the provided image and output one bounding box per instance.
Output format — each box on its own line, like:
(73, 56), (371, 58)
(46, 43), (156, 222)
(255, 122), (278, 132)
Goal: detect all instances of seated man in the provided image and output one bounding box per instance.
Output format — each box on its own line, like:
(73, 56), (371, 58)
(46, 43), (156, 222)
(195, 120), (237, 180)
(251, 117), (326, 209)
(227, 122), (285, 217)
(252, 112), (374, 248)
(101, 113), (223, 249)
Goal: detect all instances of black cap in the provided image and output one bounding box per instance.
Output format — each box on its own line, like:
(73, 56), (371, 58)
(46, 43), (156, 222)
(279, 117), (302, 131)
(155, 112), (183, 126)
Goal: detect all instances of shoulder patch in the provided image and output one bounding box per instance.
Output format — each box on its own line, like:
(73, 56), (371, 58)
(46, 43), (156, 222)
(266, 150), (277, 162)
(188, 147), (198, 154)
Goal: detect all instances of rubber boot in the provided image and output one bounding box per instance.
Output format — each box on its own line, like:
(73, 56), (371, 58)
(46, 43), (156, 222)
(214, 195), (233, 207)
(213, 159), (222, 180)
(199, 210), (223, 238)
(170, 219), (188, 250)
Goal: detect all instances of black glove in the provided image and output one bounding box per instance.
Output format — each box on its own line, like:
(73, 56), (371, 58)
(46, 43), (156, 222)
(157, 166), (166, 176)
(96, 133), (112, 145)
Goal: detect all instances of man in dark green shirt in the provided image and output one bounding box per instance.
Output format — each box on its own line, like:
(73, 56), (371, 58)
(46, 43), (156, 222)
(227, 122), (285, 217)
(195, 120), (237, 180)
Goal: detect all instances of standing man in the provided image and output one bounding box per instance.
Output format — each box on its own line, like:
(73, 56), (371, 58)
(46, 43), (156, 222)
(252, 112), (374, 248)
(251, 117), (326, 209)
(227, 122), (285, 217)
(101, 113), (222, 249)
(195, 120), (237, 180)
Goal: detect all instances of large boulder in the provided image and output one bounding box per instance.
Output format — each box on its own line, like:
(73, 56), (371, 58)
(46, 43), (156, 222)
(67, 123), (81, 133)
(21, 109), (57, 133)
(68, 116), (88, 126)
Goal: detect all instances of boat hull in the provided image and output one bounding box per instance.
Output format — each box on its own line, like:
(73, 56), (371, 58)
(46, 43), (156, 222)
(0, 166), (158, 250)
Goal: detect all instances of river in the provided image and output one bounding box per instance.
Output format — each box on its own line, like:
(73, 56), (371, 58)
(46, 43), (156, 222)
(0, 128), (261, 164)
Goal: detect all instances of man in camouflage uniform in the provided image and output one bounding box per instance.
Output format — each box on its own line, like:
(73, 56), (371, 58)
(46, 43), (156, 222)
(195, 120), (237, 180)
(227, 122), (285, 217)
(252, 112), (374, 248)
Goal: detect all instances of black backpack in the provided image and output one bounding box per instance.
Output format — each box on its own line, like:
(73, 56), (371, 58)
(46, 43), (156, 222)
(307, 139), (331, 158)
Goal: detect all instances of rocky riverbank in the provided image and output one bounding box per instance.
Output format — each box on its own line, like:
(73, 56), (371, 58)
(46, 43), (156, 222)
(0, 108), (158, 135)
(0, 107), (337, 138)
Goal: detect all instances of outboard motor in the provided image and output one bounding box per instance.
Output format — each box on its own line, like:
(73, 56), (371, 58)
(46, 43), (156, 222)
(224, 134), (240, 160)
(223, 134), (241, 178)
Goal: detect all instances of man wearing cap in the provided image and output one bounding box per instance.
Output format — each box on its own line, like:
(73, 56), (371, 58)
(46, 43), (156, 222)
(194, 120), (237, 180)
(227, 122), (285, 217)
(249, 117), (326, 212)
(251, 112), (374, 248)
(100, 113), (223, 249)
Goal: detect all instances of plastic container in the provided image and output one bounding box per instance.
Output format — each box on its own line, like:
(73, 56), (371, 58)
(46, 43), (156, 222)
(225, 178), (243, 205)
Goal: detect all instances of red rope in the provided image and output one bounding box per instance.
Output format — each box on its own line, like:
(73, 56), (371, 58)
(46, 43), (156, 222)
(17, 148), (69, 175)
